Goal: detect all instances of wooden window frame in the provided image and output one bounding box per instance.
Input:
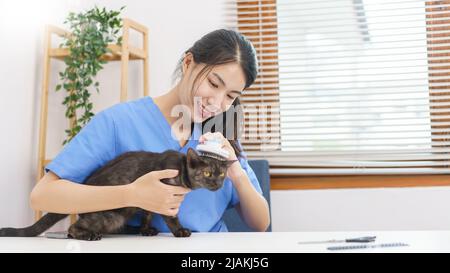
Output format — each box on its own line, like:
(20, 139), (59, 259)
(270, 174), (450, 190)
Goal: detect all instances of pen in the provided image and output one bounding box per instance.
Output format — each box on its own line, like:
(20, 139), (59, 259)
(298, 236), (376, 245)
(327, 242), (409, 251)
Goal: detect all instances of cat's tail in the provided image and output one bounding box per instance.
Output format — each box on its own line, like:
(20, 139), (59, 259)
(0, 213), (68, 237)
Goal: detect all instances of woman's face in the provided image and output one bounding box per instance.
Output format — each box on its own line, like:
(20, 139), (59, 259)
(179, 54), (246, 123)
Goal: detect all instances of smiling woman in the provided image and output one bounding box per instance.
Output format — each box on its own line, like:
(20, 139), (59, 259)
(166, 29), (258, 155)
(152, 29), (270, 231)
(25, 28), (270, 236)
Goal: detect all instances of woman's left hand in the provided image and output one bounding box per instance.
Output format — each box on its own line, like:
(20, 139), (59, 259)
(199, 132), (245, 180)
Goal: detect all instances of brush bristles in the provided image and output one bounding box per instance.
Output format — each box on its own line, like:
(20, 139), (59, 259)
(199, 151), (227, 161)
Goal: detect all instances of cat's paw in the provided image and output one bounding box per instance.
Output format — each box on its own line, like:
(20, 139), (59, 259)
(174, 228), (191, 237)
(140, 227), (159, 236)
(69, 231), (103, 241)
(89, 233), (103, 241)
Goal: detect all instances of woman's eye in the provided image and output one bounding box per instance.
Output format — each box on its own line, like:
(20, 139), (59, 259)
(209, 80), (218, 88)
(227, 94), (235, 100)
(203, 171), (211, 177)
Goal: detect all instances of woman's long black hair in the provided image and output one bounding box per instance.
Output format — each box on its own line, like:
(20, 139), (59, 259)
(173, 29), (258, 158)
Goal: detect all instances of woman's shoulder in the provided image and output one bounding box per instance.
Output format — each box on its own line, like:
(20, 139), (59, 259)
(104, 96), (152, 113)
(100, 96), (155, 121)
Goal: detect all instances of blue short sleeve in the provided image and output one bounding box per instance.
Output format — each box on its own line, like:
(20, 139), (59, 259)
(45, 110), (116, 183)
(229, 156), (263, 208)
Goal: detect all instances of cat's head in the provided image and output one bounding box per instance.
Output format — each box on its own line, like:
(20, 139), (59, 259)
(186, 148), (236, 191)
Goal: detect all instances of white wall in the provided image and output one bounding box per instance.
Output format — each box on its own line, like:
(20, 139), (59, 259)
(271, 187), (450, 231)
(0, 0), (69, 228)
(0, 0), (227, 228)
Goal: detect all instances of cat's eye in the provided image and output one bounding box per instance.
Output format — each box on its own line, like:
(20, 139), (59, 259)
(203, 171), (211, 177)
(219, 172), (225, 177)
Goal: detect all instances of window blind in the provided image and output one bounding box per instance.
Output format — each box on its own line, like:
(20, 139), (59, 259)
(227, 0), (450, 175)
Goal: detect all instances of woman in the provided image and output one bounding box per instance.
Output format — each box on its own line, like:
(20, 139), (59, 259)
(31, 29), (270, 232)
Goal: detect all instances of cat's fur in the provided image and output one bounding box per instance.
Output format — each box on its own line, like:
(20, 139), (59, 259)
(0, 148), (234, 240)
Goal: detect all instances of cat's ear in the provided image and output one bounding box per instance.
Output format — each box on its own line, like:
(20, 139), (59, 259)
(226, 159), (238, 167)
(187, 148), (200, 168)
(187, 148), (199, 158)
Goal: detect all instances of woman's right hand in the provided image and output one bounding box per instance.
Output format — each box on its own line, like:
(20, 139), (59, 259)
(125, 169), (190, 216)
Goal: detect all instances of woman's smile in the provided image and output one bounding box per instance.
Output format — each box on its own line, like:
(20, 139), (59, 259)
(196, 100), (214, 120)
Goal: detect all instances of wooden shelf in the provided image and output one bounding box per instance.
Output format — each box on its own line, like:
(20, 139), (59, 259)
(36, 18), (149, 222)
(47, 18), (147, 62)
(49, 44), (147, 61)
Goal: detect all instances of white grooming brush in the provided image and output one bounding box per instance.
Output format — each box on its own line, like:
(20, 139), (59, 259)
(196, 138), (229, 161)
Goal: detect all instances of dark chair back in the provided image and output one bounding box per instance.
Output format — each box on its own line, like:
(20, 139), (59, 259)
(222, 159), (272, 232)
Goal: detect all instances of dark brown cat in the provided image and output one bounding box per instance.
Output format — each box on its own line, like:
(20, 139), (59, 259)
(0, 148), (234, 240)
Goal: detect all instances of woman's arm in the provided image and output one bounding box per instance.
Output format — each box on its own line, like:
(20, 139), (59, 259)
(228, 165), (271, 232)
(31, 171), (129, 214)
(199, 132), (271, 232)
(31, 170), (189, 216)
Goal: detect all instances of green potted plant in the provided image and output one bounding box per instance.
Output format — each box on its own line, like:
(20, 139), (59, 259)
(56, 6), (125, 144)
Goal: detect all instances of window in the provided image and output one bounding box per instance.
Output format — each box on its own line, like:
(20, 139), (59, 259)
(229, 0), (450, 175)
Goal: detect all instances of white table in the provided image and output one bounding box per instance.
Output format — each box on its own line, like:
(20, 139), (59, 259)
(1, 231), (449, 253)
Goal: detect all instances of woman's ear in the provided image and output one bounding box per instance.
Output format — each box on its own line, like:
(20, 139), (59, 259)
(182, 52), (194, 75)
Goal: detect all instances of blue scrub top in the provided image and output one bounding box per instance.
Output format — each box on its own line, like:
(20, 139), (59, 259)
(45, 96), (262, 232)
